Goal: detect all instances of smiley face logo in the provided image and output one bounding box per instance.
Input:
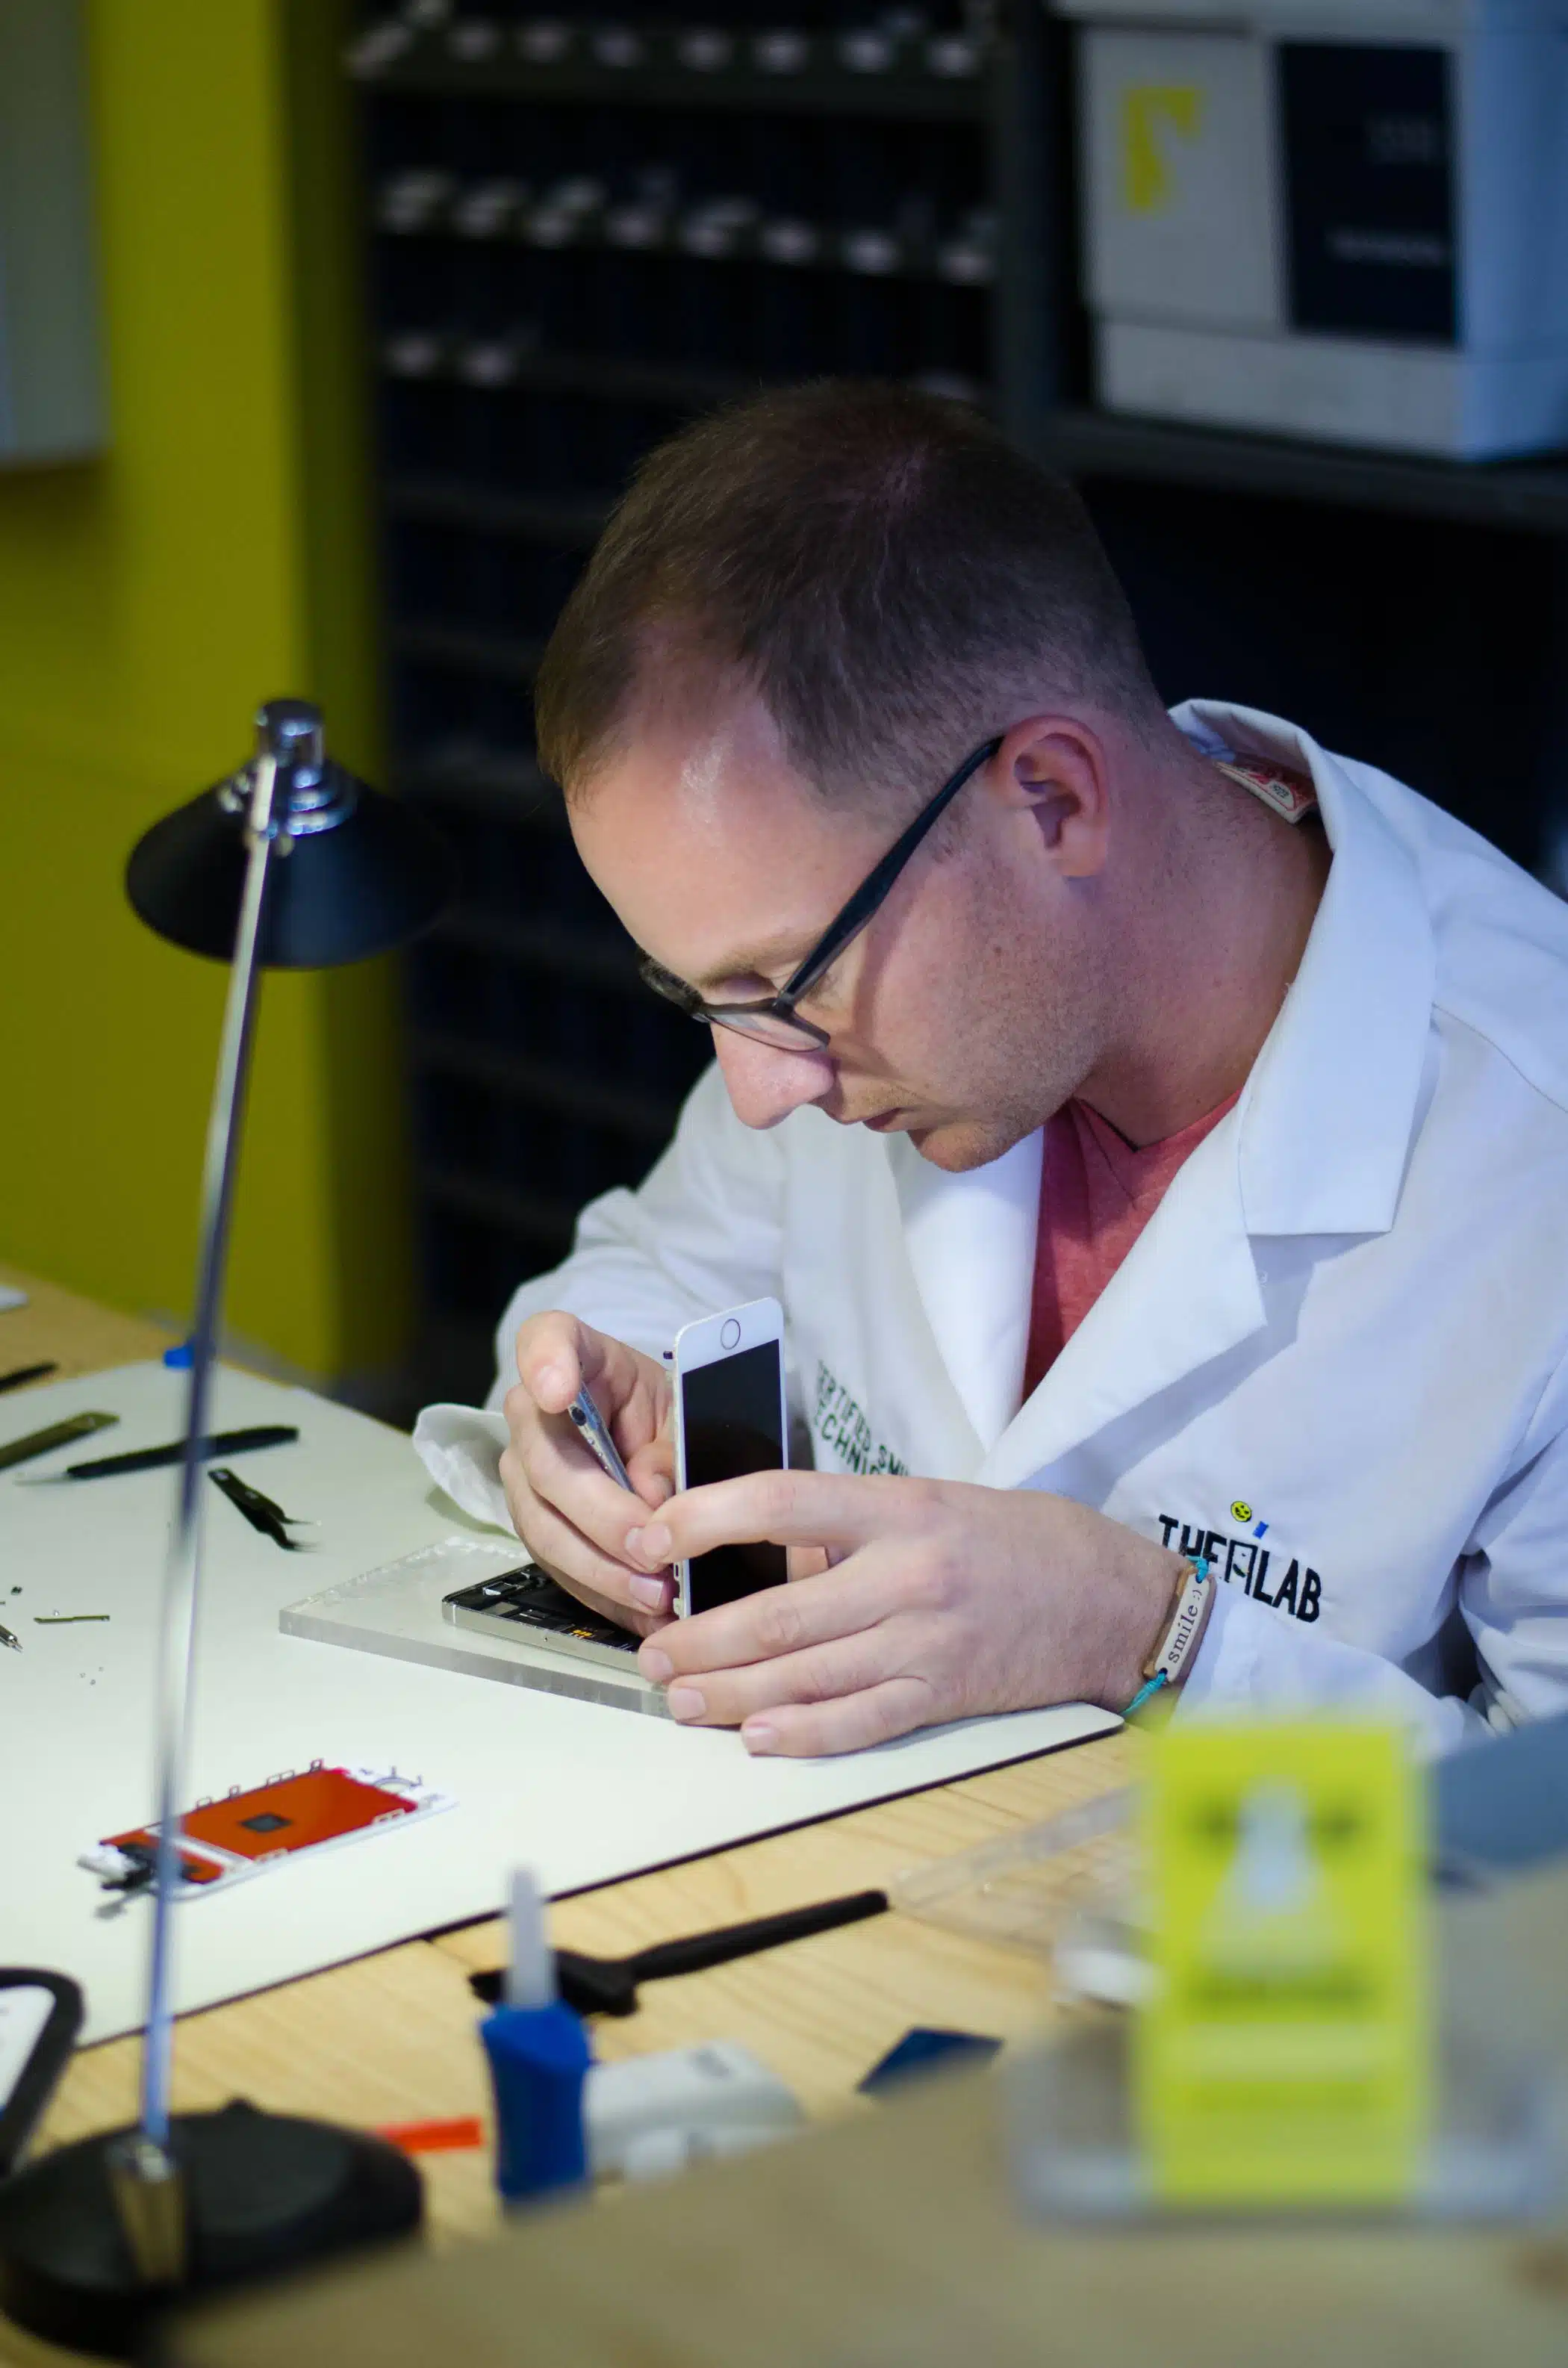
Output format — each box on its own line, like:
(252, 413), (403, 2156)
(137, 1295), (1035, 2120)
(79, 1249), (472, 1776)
(1230, 1500), (1253, 1525)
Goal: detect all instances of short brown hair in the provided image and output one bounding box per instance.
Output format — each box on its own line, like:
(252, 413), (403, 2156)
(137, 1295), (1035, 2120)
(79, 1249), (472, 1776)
(534, 380), (1160, 808)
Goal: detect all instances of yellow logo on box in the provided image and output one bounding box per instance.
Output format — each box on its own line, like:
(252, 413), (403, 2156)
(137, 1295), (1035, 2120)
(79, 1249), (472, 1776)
(1136, 1721), (1429, 2207)
(1123, 85), (1204, 216)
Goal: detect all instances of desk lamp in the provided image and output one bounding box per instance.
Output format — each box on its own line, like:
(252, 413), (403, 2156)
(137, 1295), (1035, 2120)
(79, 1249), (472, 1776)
(0, 700), (454, 2356)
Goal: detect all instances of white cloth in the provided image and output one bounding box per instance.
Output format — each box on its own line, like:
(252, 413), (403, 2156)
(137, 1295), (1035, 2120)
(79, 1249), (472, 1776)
(414, 701), (1568, 1753)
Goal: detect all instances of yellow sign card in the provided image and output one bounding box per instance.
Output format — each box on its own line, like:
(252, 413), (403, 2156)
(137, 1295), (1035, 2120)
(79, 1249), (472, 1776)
(1136, 1721), (1429, 2207)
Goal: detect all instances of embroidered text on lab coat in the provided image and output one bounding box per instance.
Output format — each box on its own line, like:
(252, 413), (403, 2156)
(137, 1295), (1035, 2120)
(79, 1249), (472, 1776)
(1157, 1514), (1322, 1623)
(812, 1361), (909, 1477)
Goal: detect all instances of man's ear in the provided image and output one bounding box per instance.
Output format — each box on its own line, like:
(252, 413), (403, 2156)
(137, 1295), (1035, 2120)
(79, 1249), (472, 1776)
(995, 715), (1112, 881)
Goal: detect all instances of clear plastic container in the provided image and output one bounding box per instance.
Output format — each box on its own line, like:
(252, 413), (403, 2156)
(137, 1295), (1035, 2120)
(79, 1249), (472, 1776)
(892, 1787), (1565, 2220)
(890, 1785), (1145, 2005)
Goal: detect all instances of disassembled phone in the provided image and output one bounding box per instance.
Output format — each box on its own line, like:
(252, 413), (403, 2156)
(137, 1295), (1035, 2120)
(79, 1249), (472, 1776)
(78, 1762), (453, 1901)
(672, 1296), (788, 1618)
(444, 1564), (643, 1671)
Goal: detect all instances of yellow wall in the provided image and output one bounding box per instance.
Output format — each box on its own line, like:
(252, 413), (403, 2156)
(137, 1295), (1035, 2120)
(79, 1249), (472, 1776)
(0, 0), (410, 1391)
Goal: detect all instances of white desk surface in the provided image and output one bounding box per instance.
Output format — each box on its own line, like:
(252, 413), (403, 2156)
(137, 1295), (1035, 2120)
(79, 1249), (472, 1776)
(1, 1363), (1116, 2042)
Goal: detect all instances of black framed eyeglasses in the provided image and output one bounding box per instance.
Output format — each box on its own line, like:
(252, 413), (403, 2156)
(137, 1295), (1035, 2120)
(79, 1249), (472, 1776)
(638, 735), (1003, 1052)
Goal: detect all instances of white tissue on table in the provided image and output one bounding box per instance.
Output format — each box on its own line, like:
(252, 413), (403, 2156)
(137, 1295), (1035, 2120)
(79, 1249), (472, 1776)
(411, 1402), (517, 1534)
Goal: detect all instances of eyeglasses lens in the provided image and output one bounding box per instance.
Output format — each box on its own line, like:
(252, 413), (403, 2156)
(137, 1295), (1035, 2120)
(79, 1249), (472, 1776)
(707, 1008), (827, 1052)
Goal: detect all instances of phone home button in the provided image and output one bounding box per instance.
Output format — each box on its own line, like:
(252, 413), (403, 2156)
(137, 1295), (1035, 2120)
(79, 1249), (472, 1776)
(720, 1318), (741, 1350)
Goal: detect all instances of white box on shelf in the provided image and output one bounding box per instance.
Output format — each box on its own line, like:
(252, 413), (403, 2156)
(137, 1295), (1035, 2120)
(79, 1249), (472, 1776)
(1056, 0), (1568, 456)
(1099, 318), (1568, 456)
(1078, 28), (1283, 329)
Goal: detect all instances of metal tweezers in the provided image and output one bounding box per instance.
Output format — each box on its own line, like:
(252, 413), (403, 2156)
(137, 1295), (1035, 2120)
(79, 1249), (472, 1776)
(208, 1465), (317, 1550)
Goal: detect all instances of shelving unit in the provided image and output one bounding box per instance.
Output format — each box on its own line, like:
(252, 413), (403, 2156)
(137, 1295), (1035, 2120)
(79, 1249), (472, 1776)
(1036, 408), (1568, 538)
(350, 14), (995, 117)
(349, 1), (1040, 1401)
(347, 3), (1568, 1409)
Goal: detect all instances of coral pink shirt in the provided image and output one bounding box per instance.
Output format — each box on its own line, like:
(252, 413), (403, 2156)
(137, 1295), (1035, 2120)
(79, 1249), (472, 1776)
(1023, 1091), (1241, 1400)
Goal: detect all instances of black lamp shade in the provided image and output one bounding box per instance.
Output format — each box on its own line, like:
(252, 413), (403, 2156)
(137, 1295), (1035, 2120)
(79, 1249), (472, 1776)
(126, 766), (455, 969)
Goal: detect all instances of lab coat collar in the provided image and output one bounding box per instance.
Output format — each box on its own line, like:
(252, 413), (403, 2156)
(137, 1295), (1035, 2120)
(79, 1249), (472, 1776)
(983, 1102), (1263, 1488)
(903, 700), (1438, 1483)
(1174, 700), (1437, 1238)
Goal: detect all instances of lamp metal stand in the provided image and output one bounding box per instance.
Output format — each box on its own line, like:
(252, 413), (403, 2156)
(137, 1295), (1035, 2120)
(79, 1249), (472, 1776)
(0, 703), (434, 2357)
(112, 750), (281, 2266)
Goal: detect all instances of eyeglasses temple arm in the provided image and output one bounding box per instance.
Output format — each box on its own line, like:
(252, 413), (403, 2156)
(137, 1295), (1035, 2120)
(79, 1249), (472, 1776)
(778, 738), (1003, 1006)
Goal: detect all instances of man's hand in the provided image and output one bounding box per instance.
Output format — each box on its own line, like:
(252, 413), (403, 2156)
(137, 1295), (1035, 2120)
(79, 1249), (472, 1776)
(627, 1472), (1185, 1755)
(500, 1311), (677, 1636)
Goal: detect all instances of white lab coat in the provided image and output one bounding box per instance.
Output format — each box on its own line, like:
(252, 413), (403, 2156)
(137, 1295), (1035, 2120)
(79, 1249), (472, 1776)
(414, 701), (1568, 1753)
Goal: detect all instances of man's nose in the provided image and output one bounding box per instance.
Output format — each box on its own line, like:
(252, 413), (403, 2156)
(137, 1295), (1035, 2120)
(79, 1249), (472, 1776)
(712, 1028), (836, 1129)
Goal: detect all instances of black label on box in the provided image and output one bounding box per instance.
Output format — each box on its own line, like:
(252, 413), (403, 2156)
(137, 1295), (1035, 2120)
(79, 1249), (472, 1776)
(1280, 43), (1457, 345)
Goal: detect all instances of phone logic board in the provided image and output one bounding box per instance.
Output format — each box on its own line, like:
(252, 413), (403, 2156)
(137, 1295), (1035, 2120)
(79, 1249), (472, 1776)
(78, 1762), (454, 1901)
(444, 1564), (644, 1671)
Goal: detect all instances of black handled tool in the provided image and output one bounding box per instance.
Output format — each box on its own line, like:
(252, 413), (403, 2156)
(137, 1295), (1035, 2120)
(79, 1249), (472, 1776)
(0, 1364), (57, 1396)
(0, 1413), (119, 1473)
(469, 1889), (889, 2017)
(208, 1466), (316, 1550)
(55, 1424), (300, 1480)
(0, 1971), (84, 2178)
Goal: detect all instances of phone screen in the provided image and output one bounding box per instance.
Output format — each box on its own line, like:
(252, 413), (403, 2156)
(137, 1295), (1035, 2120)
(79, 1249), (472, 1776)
(679, 1340), (786, 1615)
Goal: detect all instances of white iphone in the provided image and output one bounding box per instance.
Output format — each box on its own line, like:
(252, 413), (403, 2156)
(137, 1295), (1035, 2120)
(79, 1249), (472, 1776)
(671, 1296), (788, 1618)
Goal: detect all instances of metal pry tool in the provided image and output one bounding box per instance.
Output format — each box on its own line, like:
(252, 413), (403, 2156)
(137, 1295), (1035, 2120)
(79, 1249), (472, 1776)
(207, 1467), (317, 1550)
(0, 1412), (118, 1473)
(567, 1385), (634, 1492)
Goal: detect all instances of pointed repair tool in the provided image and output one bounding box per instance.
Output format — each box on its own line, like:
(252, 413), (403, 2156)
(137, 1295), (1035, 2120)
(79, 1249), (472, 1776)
(0, 1413), (119, 1473)
(15, 1423), (301, 1485)
(208, 1467), (317, 1550)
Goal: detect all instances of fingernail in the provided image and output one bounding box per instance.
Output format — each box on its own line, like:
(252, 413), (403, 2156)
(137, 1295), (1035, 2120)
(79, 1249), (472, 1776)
(741, 1720), (778, 1755)
(667, 1685), (706, 1722)
(639, 1646), (673, 1683)
(536, 1363), (564, 1396)
(627, 1522), (671, 1565)
(628, 1574), (667, 1610)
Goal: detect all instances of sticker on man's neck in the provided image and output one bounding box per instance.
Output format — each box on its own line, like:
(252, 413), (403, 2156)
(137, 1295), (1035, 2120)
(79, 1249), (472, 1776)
(1212, 755), (1319, 824)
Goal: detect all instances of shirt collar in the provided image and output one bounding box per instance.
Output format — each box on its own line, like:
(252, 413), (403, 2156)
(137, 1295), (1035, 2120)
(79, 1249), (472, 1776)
(1172, 699), (1437, 1238)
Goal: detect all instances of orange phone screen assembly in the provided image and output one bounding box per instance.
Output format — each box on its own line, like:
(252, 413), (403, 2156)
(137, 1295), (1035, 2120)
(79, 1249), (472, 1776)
(79, 1762), (454, 1901)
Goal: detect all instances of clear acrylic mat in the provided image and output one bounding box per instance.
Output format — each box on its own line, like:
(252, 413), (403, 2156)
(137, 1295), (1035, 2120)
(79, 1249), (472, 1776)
(281, 1535), (670, 1715)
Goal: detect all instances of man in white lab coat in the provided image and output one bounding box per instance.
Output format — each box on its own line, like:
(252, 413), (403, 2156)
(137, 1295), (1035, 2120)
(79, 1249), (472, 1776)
(417, 382), (1568, 1758)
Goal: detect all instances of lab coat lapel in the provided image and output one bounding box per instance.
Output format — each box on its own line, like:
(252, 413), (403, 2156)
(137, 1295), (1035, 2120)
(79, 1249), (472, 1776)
(890, 1126), (1042, 1455)
(983, 703), (1437, 1491)
(983, 1113), (1263, 1489)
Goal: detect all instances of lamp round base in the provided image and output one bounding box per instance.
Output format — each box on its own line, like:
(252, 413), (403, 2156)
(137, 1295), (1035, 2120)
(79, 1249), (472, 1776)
(0, 2099), (423, 2358)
